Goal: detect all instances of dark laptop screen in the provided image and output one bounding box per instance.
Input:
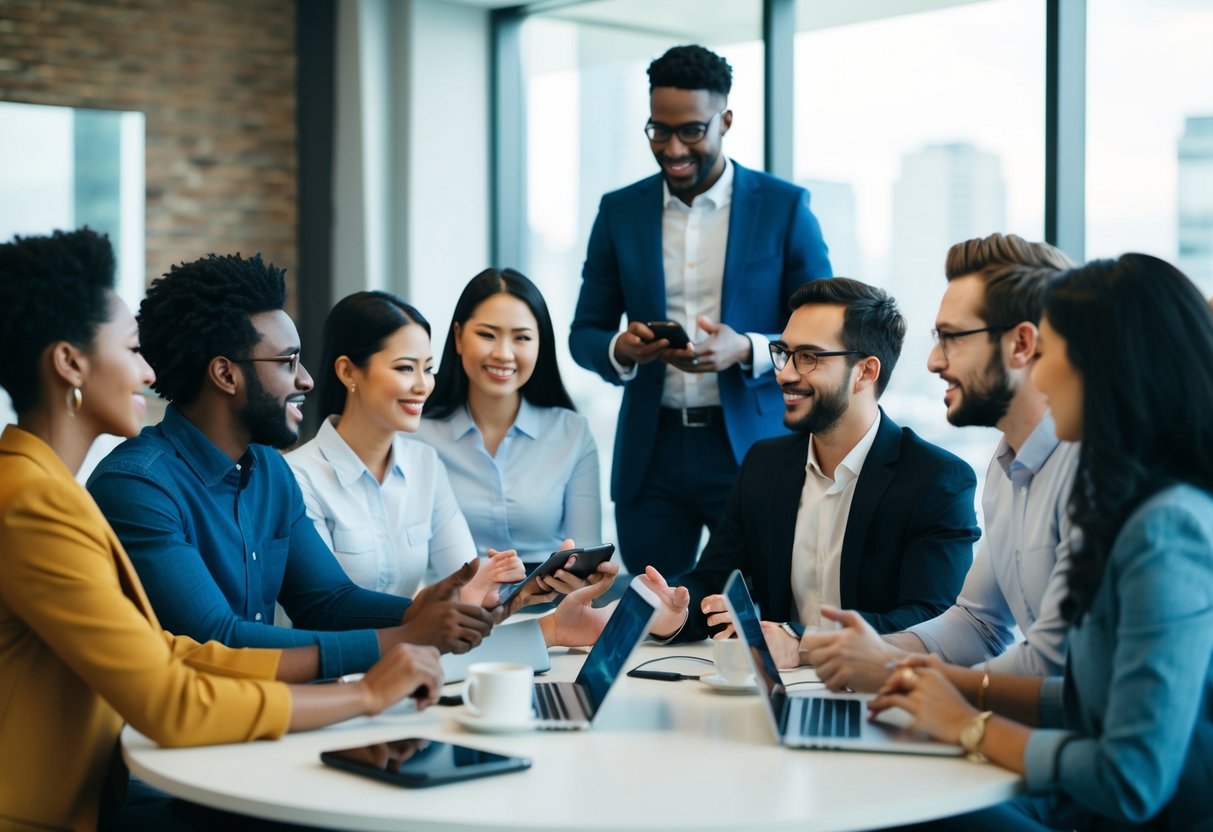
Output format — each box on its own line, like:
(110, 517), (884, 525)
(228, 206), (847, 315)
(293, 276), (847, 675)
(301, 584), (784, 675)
(573, 586), (656, 717)
(723, 571), (789, 732)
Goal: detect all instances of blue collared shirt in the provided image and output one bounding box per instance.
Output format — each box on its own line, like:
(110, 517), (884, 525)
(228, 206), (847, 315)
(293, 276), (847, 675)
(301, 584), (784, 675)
(412, 401), (601, 564)
(909, 413), (1079, 675)
(87, 405), (408, 678)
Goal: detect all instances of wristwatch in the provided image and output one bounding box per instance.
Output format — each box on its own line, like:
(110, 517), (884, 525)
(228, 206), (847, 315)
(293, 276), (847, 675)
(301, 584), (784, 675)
(959, 710), (993, 763)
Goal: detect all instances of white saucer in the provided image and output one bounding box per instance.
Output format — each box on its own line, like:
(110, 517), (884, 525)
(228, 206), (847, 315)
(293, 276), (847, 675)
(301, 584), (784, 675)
(700, 674), (759, 695)
(452, 708), (538, 734)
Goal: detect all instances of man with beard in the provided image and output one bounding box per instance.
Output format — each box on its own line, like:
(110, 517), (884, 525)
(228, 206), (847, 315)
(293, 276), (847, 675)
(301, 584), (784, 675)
(641, 278), (979, 645)
(800, 234), (1081, 690)
(86, 253), (503, 680)
(569, 45), (832, 578)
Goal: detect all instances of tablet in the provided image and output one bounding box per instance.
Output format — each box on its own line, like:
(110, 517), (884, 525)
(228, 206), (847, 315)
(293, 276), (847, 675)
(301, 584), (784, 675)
(496, 543), (615, 608)
(320, 737), (531, 788)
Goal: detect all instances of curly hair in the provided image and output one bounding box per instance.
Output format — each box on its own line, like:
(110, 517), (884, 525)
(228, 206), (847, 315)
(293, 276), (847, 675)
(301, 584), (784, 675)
(0, 228), (116, 414)
(647, 45), (732, 97)
(788, 278), (907, 397)
(138, 252), (286, 406)
(1045, 254), (1213, 622)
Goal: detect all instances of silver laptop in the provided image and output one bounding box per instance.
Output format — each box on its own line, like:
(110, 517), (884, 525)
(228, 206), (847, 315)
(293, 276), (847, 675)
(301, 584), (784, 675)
(529, 583), (658, 730)
(722, 571), (961, 756)
(440, 619), (552, 684)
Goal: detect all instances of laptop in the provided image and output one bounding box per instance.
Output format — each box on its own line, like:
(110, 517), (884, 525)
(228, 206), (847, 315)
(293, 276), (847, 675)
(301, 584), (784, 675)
(528, 583), (658, 730)
(440, 619), (552, 684)
(721, 571), (961, 756)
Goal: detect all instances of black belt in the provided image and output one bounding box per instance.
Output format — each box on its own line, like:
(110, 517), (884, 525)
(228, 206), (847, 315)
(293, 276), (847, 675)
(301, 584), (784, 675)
(658, 406), (723, 428)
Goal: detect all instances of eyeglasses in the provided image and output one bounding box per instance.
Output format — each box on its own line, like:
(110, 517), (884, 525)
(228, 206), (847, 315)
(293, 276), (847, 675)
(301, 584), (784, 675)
(929, 326), (1009, 360)
(232, 351), (301, 374)
(644, 109), (726, 144)
(769, 343), (865, 373)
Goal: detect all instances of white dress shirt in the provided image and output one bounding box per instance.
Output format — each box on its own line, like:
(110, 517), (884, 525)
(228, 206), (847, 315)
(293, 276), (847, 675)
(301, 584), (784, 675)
(285, 416), (475, 598)
(908, 412), (1079, 675)
(606, 159), (773, 401)
(790, 413), (882, 626)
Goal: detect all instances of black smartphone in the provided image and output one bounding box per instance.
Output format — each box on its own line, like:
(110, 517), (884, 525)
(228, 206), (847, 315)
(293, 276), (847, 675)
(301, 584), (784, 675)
(496, 543), (616, 608)
(645, 320), (691, 349)
(320, 737), (531, 788)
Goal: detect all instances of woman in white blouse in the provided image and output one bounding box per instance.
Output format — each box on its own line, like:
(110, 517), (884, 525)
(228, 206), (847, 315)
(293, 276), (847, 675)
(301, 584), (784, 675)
(415, 268), (602, 568)
(287, 291), (522, 604)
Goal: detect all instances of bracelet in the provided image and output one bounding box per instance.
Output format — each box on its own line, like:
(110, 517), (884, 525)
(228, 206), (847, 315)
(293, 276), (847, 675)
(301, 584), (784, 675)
(977, 661), (991, 710)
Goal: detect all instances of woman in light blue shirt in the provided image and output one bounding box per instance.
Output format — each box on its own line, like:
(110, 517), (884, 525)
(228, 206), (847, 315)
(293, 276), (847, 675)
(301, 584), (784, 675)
(416, 269), (601, 567)
(287, 292), (522, 603)
(873, 254), (1213, 831)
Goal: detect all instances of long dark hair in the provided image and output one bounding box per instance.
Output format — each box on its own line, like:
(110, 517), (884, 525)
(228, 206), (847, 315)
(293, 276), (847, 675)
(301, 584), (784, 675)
(1046, 254), (1213, 622)
(315, 291), (431, 419)
(425, 268), (575, 420)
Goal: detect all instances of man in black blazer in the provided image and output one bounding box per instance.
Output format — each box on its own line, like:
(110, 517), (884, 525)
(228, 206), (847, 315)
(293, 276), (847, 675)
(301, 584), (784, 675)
(643, 279), (979, 662)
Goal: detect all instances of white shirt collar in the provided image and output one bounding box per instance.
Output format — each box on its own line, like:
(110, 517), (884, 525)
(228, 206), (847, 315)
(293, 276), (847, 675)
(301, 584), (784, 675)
(806, 411), (883, 495)
(314, 415), (404, 488)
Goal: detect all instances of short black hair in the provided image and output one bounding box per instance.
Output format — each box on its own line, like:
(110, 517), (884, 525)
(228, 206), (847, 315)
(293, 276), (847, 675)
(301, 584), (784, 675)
(0, 228), (116, 414)
(647, 45), (732, 97)
(426, 268), (575, 420)
(316, 291), (431, 419)
(788, 278), (907, 397)
(139, 252), (287, 406)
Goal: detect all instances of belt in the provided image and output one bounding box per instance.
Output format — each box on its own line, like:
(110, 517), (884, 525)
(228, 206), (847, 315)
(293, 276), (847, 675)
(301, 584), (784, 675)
(658, 406), (723, 428)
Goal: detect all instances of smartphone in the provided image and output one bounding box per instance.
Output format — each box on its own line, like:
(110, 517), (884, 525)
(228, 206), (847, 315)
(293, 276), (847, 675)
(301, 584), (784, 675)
(320, 737), (531, 788)
(645, 320), (691, 349)
(495, 543), (616, 608)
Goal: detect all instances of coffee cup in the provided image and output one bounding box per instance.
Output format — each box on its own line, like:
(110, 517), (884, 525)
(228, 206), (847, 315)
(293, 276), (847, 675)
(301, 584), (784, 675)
(462, 662), (534, 723)
(713, 638), (754, 685)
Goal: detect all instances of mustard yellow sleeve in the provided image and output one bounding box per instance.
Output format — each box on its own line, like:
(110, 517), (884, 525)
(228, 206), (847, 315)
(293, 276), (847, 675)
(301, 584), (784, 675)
(0, 478), (291, 748)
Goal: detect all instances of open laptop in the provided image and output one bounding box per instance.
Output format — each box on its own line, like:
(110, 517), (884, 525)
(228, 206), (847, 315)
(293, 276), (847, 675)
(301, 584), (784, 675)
(440, 619), (552, 684)
(529, 583), (658, 730)
(721, 571), (961, 756)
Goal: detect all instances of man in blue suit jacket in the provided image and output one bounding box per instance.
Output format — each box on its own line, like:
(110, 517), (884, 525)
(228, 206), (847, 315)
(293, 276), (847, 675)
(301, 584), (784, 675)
(569, 45), (832, 576)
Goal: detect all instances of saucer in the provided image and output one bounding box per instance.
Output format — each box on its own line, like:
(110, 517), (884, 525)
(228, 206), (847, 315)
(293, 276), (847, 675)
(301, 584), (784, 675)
(452, 708), (538, 734)
(700, 673), (759, 695)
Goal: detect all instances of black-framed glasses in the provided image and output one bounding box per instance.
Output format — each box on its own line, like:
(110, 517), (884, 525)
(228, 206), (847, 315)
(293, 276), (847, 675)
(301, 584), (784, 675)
(644, 109), (726, 144)
(769, 343), (865, 373)
(232, 351), (301, 374)
(929, 326), (1010, 360)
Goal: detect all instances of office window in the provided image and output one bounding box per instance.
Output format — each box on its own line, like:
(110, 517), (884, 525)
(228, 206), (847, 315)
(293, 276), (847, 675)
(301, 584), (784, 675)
(517, 0), (764, 536)
(793, 0), (1046, 476)
(1086, 0), (1213, 298)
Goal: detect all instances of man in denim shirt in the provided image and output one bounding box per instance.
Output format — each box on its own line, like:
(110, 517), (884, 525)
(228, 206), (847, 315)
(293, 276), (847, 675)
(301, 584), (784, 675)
(88, 253), (495, 679)
(802, 234), (1080, 688)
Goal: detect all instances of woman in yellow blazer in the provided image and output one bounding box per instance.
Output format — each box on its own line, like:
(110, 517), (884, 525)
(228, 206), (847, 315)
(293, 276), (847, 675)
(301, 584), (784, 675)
(0, 229), (444, 831)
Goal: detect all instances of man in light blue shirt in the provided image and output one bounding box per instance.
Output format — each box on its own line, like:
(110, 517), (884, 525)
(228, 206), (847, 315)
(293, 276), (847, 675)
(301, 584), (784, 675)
(802, 234), (1079, 688)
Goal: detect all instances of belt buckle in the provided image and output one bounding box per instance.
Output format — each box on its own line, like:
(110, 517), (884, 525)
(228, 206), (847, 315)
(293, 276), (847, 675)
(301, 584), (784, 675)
(682, 408), (710, 428)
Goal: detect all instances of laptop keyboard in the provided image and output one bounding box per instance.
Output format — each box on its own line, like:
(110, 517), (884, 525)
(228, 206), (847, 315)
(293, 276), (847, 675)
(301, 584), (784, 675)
(795, 697), (862, 739)
(533, 683), (575, 721)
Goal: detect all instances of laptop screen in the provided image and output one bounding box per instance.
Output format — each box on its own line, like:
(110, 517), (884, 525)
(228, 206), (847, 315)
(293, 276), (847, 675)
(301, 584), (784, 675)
(572, 585), (657, 717)
(722, 571), (789, 741)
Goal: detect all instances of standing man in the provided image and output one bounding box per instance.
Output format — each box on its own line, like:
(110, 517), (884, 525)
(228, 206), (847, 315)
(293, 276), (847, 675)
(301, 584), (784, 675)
(803, 234), (1080, 687)
(570, 44), (832, 577)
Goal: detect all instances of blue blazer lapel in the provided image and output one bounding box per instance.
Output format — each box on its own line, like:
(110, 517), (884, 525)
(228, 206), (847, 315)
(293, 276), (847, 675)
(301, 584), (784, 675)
(838, 411), (900, 608)
(629, 174), (667, 319)
(721, 161), (760, 319)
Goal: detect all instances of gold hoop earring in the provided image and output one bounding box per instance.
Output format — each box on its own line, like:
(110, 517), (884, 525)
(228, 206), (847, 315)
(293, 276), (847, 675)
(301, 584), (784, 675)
(66, 386), (83, 417)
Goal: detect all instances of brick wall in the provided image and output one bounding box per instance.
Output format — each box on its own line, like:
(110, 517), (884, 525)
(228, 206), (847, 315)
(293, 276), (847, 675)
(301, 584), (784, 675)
(0, 0), (299, 308)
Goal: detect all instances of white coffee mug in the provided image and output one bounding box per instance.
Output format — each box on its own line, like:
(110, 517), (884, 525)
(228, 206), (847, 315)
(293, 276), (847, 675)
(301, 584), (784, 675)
(713, 638), (754, 685)
(462, 662), (534, 723)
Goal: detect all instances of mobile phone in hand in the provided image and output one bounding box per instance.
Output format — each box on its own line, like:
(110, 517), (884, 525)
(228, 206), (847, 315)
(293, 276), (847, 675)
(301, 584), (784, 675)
(496, 543), (615, 608)
(645, 320), (691, 349)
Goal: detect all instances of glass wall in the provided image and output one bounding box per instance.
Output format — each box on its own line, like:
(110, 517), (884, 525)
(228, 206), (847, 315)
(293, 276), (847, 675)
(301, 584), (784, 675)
(516, 0), (765, 541)
(1086, 0), (1213, 298)
(793, 0), (1046, 478)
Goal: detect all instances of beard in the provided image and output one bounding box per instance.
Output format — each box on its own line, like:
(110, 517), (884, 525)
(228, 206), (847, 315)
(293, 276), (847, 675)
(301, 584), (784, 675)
(948, 355), (1014, 428)
(240, 370), (298, 450)
(784, 376), (851, 437)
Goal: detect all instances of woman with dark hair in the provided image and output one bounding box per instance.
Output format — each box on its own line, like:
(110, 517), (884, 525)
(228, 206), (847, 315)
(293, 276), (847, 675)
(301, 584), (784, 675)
(417, 268), (601, 567)
(0, 231), (442, 830)
(286, 291), (523, 604)
(870, 253), (1213, 831)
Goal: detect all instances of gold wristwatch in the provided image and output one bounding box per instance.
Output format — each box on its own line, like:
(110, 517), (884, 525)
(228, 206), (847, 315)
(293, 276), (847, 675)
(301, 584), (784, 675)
(959, 710), (993, 763)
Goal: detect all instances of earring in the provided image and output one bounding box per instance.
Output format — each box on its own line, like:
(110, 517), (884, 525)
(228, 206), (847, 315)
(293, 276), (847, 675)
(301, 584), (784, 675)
(66, 386), (83, 417)
(349, 384), (356, 394)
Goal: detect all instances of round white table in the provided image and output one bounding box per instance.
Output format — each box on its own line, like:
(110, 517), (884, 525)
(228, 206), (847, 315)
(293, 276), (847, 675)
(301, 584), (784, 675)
(122, 643), (1021, 831)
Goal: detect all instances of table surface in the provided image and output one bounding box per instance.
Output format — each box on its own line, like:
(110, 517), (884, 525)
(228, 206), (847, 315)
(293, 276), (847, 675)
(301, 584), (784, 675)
(123, 642), (1021, 832)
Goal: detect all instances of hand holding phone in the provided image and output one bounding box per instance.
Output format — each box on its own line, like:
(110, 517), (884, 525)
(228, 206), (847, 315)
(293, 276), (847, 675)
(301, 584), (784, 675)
(645, 320), (691, 349)
(496, 543), (616, 610)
